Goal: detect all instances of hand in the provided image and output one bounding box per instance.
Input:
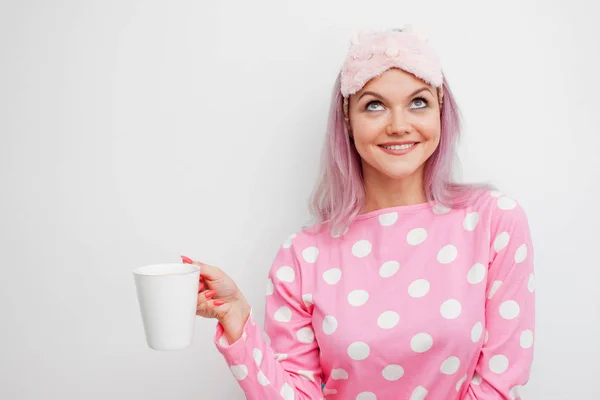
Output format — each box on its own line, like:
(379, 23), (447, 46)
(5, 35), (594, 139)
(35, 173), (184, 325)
(181, 256), (251, 343)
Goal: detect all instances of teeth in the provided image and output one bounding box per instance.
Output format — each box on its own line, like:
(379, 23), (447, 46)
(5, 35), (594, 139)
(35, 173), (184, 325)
(381, 143), (416, 150)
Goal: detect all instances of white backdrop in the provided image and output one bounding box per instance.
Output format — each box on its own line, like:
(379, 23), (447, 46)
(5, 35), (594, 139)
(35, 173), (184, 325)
(2, 1), (599, 399)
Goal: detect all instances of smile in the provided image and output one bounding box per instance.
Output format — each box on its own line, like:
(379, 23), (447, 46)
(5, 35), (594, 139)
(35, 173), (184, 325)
(378, 142), (419, 156)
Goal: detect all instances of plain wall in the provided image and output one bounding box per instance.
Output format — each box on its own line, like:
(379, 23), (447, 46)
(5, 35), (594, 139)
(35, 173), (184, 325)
(1, 0), (599, 399)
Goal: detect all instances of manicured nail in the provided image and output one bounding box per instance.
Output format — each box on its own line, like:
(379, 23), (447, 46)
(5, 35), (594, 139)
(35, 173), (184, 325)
(198, 281), (205, 291)
(181, 255), (193, 264)
(213, 300), (225, 307)
(204, 290), (216, 299)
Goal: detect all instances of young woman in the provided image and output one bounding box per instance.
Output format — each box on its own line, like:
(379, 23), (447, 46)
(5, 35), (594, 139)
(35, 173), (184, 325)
(183, 26), (535, 400)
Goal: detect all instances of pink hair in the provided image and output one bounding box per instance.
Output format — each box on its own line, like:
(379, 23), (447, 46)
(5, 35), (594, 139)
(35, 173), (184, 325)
(306, 71), (493, 235)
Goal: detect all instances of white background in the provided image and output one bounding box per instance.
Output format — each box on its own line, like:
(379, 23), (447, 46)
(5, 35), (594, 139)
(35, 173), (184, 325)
(1, 1), (599, 399)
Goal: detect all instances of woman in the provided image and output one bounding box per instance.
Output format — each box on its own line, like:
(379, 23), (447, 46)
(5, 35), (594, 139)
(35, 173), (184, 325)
(183, 26), (535, 400)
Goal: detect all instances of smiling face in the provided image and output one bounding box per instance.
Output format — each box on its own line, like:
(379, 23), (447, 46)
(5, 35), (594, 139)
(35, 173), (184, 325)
(348, 68), (442, 184)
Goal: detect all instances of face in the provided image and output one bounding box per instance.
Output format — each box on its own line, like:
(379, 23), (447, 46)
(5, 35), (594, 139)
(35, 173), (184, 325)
(348, 68), (441, 182)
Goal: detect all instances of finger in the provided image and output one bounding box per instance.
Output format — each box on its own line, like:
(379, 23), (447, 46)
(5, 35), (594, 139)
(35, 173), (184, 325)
(181, 256), (224, 281)
(197, 290), (216, 307)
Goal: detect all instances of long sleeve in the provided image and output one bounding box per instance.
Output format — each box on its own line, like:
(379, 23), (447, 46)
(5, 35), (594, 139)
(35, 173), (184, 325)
(213, 239), (324, 400)
(464, 201), (535, 399)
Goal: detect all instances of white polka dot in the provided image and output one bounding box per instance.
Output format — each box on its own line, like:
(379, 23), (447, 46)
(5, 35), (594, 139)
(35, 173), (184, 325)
(509, 385), (522, 400)
(379, 212), (398, 226)
(528, 273), (535, 292)
(440, 356), (460, 375)
(322, 315), (338, 335)
(493, 232), (510, 252)
(471, 372), (482, 385)
(274, 353), (287, 361)
(266, 278), (274, 295)
(298, 370), (316, 382)
(407, 228), (428, 245)
(433, 204), (451, 214)
(348, 341), (370, 360)
(230, 364), (248, 380)
(331, 368), (349, 380)
(352, 240), (372, 258)
(302, 293), (313, 307)
(382, 364), (404, 381)
(348, 290), (369, 306)
(356, 392), (376, 400)
(253, 348), (263, 366)
(437, 244), (458, 264)
(377, 311), (400, 329)
(498, 196), (517, 210)
(410, 333), (433, 353)
(408, 279), (430, 298)
(471, 321), (483, 342)
(410, 386), (428, 400)
(490, 190), (503, 198)
(218, 334), (229, 347)
(520, 329), (534, 348)
(302, 247), (319, 263)
(257, 370), (270, 386)
(514, 244), (527, 263)
(276, 266), (295, 283)
(379, 261), (400, 278)
(489, 354), (509, 374)
(440, 299), (462, 319)
(274, 306), (292, 322)
(463, 212), (479, 231)
(488, 280), (502, 299)
(456, 374), (467, 391)
(242, 332), (247, 340)
(262, 331), (271, 345)
(467, 263), (486, 284)
(499, 300), (520, 320)
(296, 327), (315, 343)
(281, 382), (294, 400)
(323, 268), (342, 285)
(282, 233), (296, 248)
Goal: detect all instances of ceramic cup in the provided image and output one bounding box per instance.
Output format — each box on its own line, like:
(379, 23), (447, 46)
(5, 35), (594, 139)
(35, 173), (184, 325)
(133, 263), (200, 350)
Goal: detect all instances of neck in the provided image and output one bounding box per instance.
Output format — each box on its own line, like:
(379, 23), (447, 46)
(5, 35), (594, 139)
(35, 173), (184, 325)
(361, 164), (427, 214)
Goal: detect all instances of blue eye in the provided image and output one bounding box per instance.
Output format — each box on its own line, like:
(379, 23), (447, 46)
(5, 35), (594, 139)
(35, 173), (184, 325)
(365, 100), (384, 111)
(411, 97), (429, 109)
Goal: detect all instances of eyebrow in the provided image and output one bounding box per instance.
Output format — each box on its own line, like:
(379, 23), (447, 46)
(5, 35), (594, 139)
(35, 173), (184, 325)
(357, 87), (433, 101)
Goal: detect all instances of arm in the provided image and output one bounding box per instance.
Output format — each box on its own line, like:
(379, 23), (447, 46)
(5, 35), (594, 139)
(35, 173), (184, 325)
(463, 202), (535, 399)
(213, 241), (323, 400)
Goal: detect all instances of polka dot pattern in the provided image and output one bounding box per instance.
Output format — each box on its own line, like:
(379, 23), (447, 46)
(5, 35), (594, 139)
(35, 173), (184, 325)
(437, 244), (458, 264)
(379, 261), (400, 278)
(407, 228), (427, 245)
(463, 212), (479, 231)
(348, 341), (370, 360)
(352, 240), (372, 258)
(302, 247), (319, 263)
(410, 333), (433, 353)
(382, 364), (404, 381)
(489, 355), (509, 374)
(379, 212), (398, 226)
(348, 290), (369, 306)
(220, 190), (534, 399)
(408, 279), (430, 298)
(377, 311), (400, 329)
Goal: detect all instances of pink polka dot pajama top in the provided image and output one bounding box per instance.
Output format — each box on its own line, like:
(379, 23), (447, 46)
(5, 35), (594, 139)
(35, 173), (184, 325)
(213, 191), (535, 400)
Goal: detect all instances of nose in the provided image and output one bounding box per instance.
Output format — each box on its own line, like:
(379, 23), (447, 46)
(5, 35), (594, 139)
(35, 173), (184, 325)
(386, 109), (411, 136)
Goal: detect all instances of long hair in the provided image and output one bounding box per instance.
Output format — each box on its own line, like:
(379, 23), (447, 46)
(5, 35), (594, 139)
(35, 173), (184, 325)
(307, 71), (492, 236)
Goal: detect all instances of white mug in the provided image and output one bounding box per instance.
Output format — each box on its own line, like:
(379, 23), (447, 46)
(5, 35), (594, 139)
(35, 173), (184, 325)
(133, 263), (200, 351)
